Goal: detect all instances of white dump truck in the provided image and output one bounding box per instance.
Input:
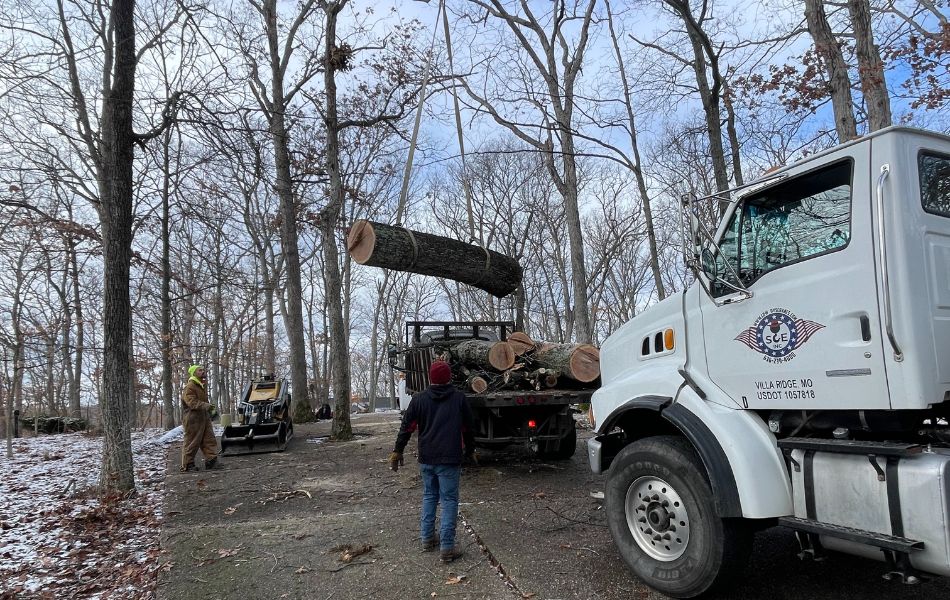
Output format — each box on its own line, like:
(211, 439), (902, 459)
(587, 127), (950, 598)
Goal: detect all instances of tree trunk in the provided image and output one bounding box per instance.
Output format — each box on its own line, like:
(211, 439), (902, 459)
(605, 2), (667, 301)
(263, 0), (311, 425)
(532, 343), (600, 383)
(347, 220), (523, 298)
(847, 0), (892, 131)
(556, 134), (593, 342)
(323, 2), (354, 440)
(4, 353), (11, 457)
(663, 0), (730, 194)
(161, 132), (175, 429)
(263, 261), (277, 375)
(805, 0), (858, 141)
(367, 273), (389, 411)
(723, 83), (744, 186)
(452, 340), (515, 371)
(68, 236), (83, 419)
(97, 0), (137, 493)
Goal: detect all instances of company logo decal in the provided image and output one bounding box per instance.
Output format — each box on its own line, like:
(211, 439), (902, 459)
(735, 308), (825, 364)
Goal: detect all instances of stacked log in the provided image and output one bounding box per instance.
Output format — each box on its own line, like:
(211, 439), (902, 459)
(533, 343), (600, 383)
(453, 339), (516, 371)
(435, 331), (600, 393)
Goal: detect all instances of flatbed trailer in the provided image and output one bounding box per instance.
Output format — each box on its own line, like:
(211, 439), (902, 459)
(394, 321), (593, 459)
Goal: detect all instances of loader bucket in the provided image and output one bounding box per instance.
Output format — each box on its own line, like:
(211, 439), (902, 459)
(220, 420), (291, 455)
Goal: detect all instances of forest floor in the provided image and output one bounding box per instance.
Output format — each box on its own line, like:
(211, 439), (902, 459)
(6, 414), (950, 599)
(0, 425), (201, 599)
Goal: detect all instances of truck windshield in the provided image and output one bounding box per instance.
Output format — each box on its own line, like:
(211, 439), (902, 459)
(714, 160), (852, 295)
(920, 152), (950, 217)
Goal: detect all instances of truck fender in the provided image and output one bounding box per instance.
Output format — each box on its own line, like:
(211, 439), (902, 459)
(596, 391), (793, 519)
(672, 388), (793, 519)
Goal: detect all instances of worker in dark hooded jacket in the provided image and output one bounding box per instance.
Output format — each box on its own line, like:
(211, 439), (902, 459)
(181, 364), (221, 472)
(390, 360), (475, 563)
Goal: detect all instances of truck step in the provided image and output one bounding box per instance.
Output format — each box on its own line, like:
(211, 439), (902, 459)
(778, 517), (925, 554)
(777, 437), (924, 457)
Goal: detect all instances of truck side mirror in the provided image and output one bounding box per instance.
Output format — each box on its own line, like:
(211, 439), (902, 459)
(700, 248), (719, 282)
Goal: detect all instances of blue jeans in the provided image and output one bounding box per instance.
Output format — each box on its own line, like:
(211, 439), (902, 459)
(419, 463), (461, 550)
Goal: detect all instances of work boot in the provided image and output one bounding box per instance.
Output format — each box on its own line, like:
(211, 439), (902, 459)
(440, 547), (463, 563)
(421, 534), (440, 552)
(180, 463), (198, 473)
(205, 457), (223, 470)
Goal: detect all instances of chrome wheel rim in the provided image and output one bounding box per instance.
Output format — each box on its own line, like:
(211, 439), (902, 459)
(624, 476), (690, 561)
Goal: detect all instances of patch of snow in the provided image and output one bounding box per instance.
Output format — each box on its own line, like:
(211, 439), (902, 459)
(0, 429), (172, 598)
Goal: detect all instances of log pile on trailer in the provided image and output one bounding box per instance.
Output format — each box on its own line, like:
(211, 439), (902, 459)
(430, 332), (600, 394)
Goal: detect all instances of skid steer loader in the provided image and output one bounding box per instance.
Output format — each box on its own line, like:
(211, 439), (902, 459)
(221, 376), (293, 455)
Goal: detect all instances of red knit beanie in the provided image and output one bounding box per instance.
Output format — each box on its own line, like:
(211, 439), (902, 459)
(429, 361), (452, 385)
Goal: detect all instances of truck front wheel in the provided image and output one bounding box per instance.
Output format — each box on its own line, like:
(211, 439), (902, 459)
(605, 436), (751, 598)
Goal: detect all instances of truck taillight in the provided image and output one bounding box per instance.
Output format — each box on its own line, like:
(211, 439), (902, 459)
(528, 419), (537, 429)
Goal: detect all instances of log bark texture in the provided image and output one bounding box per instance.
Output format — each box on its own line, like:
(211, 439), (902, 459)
(533, 343), (600, 383)
(347, 220), (523, 297)
(453, 340), (515, 372)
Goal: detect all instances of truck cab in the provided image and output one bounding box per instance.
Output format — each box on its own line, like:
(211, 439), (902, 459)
(588, 127), (950, 597)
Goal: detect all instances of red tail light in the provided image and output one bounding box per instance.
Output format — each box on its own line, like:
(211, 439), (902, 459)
(527, 419), (537, 429)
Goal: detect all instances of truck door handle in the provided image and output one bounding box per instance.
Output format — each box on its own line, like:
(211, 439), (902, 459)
(859, 316), (871, 342)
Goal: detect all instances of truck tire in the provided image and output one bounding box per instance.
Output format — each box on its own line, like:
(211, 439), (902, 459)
(605, 436), (751, 598)
(536, 423), (577, 460)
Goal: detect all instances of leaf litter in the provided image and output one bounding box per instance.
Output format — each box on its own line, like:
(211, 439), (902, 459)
(0, 428), (205, 599)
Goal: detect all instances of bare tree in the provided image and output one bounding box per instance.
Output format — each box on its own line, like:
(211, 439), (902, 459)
(847, 0), (892, 130)
(459, 0), (597, 342)
(805, 0), (859, 140)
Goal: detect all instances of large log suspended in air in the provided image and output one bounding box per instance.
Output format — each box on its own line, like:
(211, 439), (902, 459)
(347, 220), (523, 297)
(452, 339), (515, 372)
(533, 343), (600, 383)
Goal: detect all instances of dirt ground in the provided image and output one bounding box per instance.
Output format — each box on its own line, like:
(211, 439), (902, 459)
(157, 413), (950, 600)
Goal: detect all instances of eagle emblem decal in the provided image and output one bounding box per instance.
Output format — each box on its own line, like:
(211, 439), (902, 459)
(735, 309), (825, 364)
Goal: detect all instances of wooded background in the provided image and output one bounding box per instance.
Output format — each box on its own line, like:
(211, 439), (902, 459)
(0, 0), (947, 489)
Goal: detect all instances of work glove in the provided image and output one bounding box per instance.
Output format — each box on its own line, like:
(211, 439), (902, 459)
(208, 405), (219, 420)
(389, 451), (404, 472)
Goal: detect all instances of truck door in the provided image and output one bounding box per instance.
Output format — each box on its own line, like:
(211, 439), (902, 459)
(698, 142), (891, 410)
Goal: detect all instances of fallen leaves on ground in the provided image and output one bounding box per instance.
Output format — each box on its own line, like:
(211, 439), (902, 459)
(444, 574), (467, 585)
(0, 429), (178, 599)
(216, 547), (241, 558)
(223, 503), (243, 515)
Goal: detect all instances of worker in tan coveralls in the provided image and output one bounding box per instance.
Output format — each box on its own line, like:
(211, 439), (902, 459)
(180, 364), (221, 472)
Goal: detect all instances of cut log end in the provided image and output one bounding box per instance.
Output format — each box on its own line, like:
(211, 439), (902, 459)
(488, 342), (515, 371)
(569, 345), (600, 383)
(346, 220), (376, 264)
(507, 332), (535, 356)
(468, 376), (489, 394)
